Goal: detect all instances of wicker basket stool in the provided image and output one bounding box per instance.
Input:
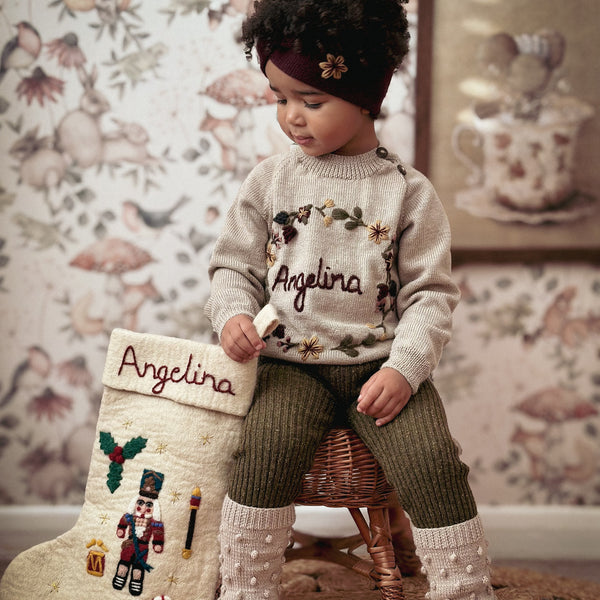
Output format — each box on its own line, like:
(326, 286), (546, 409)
(286, 427), (413, 600)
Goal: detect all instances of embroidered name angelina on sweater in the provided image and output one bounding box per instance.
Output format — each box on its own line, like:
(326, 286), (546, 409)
(271, 257), (362, 312)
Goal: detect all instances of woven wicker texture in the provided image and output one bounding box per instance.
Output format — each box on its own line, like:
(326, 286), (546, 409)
(291, 427), (405, 599)
(295, 428), (395, 509)
(288, 428), (600, 600)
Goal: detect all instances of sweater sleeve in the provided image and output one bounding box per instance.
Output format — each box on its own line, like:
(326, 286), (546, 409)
(381, 168), (461, 392)
(204, 160), (274, 338)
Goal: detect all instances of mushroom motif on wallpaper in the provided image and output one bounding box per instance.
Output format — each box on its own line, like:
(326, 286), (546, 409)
(451, 29), (595, 223)
(61, 0), (132, 12)
(201, 68), (278, 178)
(69, 237), (158, 335)
(509, 386), (600, 492)
(514, 386), (598, 425)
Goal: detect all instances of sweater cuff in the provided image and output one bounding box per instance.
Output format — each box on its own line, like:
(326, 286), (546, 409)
(381, 352), (430, 394)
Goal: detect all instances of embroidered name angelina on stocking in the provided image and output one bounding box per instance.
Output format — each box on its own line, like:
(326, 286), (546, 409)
(117, 345), (236, 396)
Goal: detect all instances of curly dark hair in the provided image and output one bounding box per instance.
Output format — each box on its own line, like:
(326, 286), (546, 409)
(241, 0), (410, 72)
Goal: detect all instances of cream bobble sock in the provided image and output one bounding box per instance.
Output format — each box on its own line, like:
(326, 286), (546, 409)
(411, 515), (496, 600)
(218, 495), (295, 600)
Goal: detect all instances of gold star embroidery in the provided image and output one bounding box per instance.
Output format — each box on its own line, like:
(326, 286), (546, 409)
(199, 434), (213, 446)
(48, 580), (61, 593)
(99, 513), (109, 525)
(155, 442), (168, 454)
(167, 574), (179, 585)
(170, 490), (182, 503)
(298, 336), (324, 361)
(319, 54), (348, 80)
(121, 419), (133, 429)
(367, 220), (390, 245)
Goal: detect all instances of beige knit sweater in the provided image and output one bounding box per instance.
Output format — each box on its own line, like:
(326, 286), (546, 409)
(205, 145), (460, 392)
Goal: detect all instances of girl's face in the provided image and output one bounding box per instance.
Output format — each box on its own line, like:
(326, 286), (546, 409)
(265, 60), (378, 157)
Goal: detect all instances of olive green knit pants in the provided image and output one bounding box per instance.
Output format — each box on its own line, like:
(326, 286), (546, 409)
(228, 357), (477, 529)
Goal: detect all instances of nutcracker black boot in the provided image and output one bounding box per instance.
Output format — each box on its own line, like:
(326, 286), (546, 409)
(0, 307), (278, 600)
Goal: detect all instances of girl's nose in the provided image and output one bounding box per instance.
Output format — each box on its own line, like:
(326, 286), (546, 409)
(285, 103), (304, 126)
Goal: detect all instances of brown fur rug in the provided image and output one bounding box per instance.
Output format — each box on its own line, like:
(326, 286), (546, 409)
(282, 559), (600, 600)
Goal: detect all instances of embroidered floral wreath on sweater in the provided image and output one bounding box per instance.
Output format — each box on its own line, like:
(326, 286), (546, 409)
(267, 198), (398, 361)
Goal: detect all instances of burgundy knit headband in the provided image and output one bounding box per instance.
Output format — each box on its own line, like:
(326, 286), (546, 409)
(256, 40), (394, 115)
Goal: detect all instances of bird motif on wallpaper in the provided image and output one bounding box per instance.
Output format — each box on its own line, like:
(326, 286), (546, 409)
(122, 195), (190, 235)
(523, 286), (600, 347)
(0, 346), (51, 410)
(106, 42), (167, 86)
(0, 21), (42, 83)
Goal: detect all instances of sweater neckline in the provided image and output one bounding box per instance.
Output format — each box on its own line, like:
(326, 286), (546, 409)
(292, 145), (393, 180)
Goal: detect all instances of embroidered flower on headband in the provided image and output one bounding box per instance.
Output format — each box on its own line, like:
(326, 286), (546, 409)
(319, 54), (348, 80)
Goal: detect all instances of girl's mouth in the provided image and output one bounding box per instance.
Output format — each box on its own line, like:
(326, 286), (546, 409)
(293, 135), (312, 146)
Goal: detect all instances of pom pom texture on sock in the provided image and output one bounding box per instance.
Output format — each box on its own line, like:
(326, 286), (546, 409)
(218, 496), (295, 600)
(412, 516), (496, 600)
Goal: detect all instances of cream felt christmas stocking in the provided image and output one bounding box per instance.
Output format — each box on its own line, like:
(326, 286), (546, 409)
(0, 306), (278, 600)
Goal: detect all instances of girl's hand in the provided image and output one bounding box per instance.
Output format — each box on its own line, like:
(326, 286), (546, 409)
(357, 368), (412, 426)
(221, 314), (266, 363)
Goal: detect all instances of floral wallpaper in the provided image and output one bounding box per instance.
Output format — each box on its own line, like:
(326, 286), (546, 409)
(0, 0), (598, 510)
(439, 263), (600, 505)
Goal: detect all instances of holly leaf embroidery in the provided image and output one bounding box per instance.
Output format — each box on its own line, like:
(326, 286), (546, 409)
(99, 432), (148, 493)
(107, 461), (124, 494)
(122, 436), (147, 459)
(99, 431), (117, 454)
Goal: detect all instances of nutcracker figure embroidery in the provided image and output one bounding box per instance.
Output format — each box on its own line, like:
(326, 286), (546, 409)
(112, 469), (165, 596)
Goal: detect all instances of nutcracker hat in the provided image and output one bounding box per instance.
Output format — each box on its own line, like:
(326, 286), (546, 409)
(139, 469), (164, 499)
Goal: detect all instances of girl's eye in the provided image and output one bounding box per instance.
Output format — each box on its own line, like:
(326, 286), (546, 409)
(305, 102), (321, 109)
(276, 98), (287, 105)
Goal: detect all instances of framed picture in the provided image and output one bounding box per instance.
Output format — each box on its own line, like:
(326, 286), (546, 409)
(417, 0), (600, 263)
